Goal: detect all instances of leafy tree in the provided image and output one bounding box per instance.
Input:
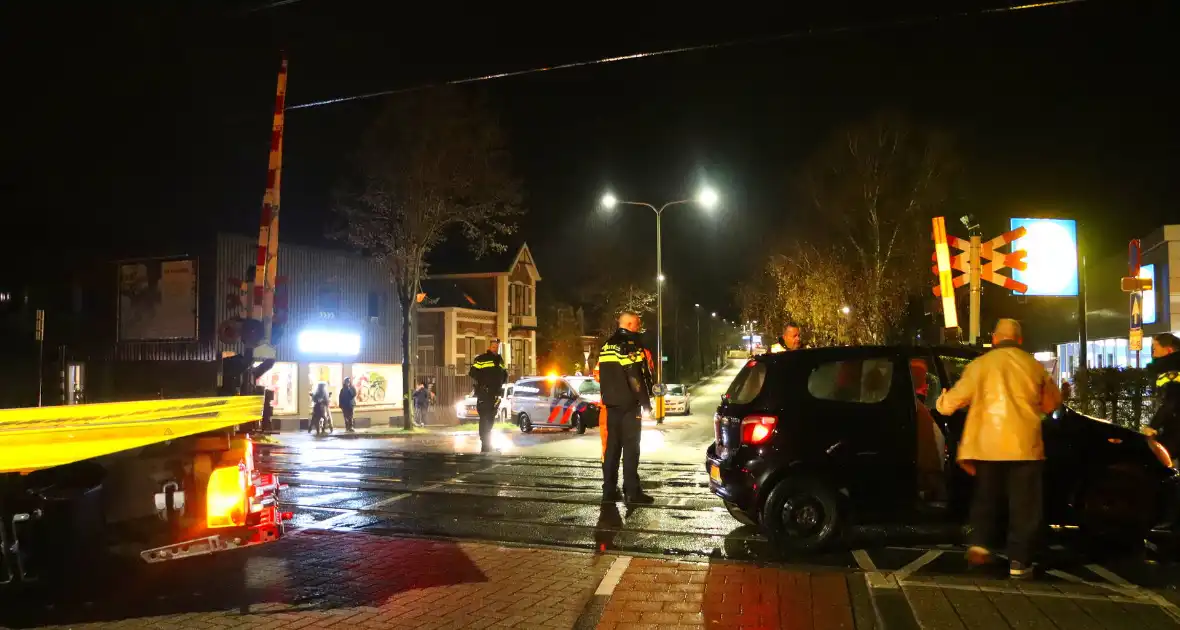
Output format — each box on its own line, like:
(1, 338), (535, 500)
(331, 86), (523, 429)
(802, 112), (956, 341)
(537, 301), (586, 375)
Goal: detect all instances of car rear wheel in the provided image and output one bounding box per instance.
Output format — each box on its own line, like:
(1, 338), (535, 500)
(724, 500), (757, 527)
(574, 413), (586, 435)
(518, 413), (533, 433)
(762, 477), (844, 553)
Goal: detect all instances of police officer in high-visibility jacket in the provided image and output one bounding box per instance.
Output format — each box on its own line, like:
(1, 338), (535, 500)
(469, 338), (508, 454)
(769, 322), (802, 353)
(597, 312), (655, 504)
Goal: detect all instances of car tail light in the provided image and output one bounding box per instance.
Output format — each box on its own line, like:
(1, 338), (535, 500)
(740, 415), (777, 446)
(207, 464), (248, 528)
(1149, 438), (1173, 468)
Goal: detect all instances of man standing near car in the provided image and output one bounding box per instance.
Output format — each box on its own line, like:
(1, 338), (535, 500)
(1144, 333), (1180, 454)
(936, 318), (1061, 579)
(469, 338), (508, 454)
(598, 312), (655, 504)
(769, 322), (802, 353)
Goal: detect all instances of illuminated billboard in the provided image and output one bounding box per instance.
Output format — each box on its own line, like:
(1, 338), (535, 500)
(1140, 263), (1156, 325)
(117, 257), (198, 341)
(1009, 218), (1078, 297)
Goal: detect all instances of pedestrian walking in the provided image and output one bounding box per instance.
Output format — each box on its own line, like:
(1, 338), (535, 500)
(469, 338), (508, 453)
(1144, 333), (1180, 453)
(412, 382), (431, 428)
(936, 318), (1061, 579)
(769, 322), (802, 353)
(339, 377), (357, 432)
(597, 312), (654, 504)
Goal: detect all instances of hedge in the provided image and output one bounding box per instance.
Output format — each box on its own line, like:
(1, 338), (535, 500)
(1066, 367), (1158, 429)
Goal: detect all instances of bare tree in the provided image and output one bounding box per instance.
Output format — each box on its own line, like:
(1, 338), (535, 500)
(332, 86), (523, 430)
(803, 112), (956, 341)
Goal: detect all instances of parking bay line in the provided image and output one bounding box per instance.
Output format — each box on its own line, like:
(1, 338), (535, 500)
(574, 555), (633, 630)
(305, 463), (501, 529)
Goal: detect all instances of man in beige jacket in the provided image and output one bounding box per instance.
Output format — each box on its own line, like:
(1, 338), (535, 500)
(936, 319), (1061, 579)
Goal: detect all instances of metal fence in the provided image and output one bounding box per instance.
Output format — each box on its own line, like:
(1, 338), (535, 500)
(415, 365), (526, 426)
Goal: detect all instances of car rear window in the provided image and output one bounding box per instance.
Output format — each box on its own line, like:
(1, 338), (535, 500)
(807, 358), (894, 404)
(668, 385), (685, 395)
(575, 380), (600, 395)
(725, 361), (767, 405)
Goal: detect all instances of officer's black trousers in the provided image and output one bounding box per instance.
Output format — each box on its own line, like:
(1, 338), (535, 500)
(603, 405), (642, 495)
(476, 398), (497, 453)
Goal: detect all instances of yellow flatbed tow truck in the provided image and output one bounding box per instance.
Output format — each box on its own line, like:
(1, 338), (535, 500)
(0, 395), (290, 586)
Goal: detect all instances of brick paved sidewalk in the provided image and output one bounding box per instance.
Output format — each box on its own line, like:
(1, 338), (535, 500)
(9, 529), (1171, 629)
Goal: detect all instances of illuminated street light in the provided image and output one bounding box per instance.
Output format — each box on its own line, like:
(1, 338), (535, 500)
(841, 305), (851, 315)
(698, 187), (719, 209)
(597, 186), (721, 422)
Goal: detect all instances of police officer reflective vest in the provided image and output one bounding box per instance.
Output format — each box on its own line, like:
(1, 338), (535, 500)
(597, 328), (653, 409)
(469, 351), (507, 401)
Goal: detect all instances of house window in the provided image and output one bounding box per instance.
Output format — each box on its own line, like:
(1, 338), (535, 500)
(417, 335), (435, 368)
(317, 286), (340, 314)
(368, 292), (382, 323)
(509, 283), (532, 317)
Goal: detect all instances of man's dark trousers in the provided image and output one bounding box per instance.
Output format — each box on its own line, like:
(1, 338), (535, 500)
(603, 405), (642, 495)
(967, 460), (1043, 565)
(476, 398), (497, 453)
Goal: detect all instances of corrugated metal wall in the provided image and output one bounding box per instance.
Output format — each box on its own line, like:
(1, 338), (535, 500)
(215, 234), (401, 364)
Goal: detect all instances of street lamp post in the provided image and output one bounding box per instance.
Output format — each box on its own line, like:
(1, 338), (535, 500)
(694, 304), (703, 379)
(601, 187), (718, 421)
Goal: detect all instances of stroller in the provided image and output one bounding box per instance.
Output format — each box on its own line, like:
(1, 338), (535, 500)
(309, 382), (334, 435)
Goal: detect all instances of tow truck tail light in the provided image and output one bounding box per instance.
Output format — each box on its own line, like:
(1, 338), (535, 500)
(1149, 438), (1173, 469)
(207, 464), (248, 528)
(740, 415), (778, 445)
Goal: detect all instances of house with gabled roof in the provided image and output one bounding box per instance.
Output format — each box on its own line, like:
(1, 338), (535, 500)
(415, 243), (540, 379)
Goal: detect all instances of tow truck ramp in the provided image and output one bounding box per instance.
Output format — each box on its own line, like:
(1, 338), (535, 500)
(0, 396), (264, 474)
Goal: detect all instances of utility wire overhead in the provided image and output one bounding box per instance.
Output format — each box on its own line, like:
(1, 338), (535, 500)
(285, 0), (1088, 111)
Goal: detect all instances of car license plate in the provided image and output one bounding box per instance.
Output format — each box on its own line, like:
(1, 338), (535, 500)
(709, 464), (721, 483)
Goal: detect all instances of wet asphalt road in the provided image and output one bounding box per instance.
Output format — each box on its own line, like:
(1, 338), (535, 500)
(257, 362), (1180, 596)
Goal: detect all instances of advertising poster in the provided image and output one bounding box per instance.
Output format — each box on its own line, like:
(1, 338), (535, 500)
(118, 258), (198, 341)
(352, 363), (403, 408)
(308, 363), (344, 409)
(256, 361), (298, 414)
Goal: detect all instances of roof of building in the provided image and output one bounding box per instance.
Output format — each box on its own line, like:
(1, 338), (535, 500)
(427, 242), (536, 278)
(418, 279), (494, 311)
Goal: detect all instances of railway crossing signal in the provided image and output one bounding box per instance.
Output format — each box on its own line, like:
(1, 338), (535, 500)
(930, 218), (1030, 344)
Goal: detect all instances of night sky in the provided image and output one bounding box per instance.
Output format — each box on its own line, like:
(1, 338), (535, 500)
(4, 1), (1175, 327)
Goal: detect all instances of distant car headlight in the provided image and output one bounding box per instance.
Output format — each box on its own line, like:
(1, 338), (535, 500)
(454, 401), (466, 416)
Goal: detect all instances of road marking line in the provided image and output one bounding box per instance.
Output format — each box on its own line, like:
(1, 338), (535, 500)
(852, 549), (895, 589)
(1085, 563), (1134, 589)
(897, 579), (1151, 604)
(892, 550), (943, 582)
(1046, 569), (1086, 583)
(594, 555), (633, 596)
(1085, 563), (1180, 621)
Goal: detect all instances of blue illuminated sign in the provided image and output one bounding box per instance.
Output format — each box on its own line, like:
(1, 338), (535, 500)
(1010, 218), (1079, 297)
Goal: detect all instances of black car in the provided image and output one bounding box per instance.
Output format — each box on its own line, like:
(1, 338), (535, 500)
(705, 345), (1180, 551)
